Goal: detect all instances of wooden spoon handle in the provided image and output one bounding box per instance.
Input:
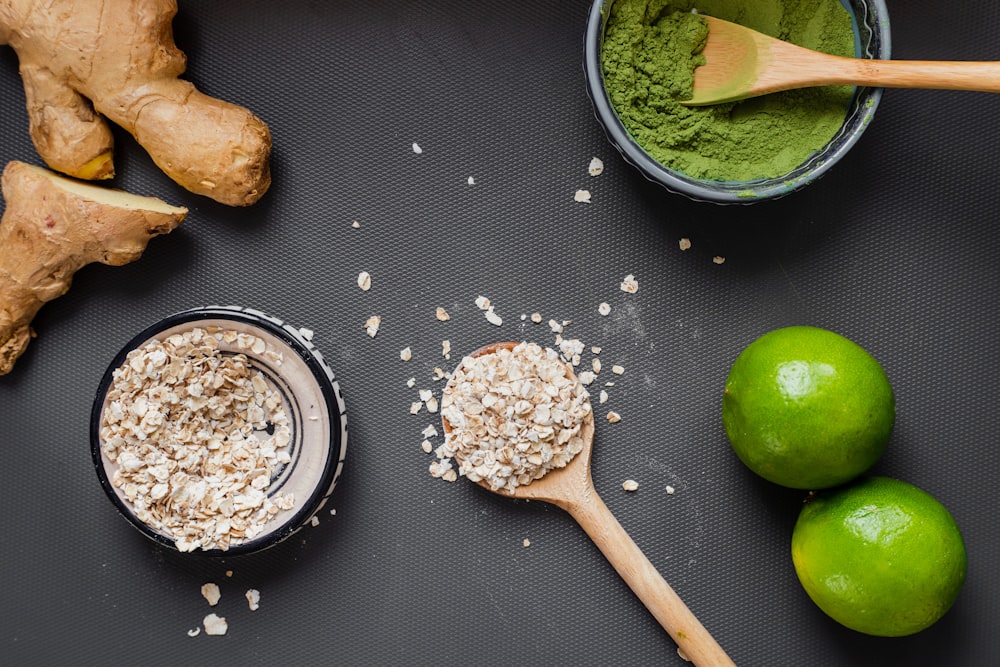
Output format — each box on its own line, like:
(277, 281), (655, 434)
(565, 492), (736, 666)
(823, 56), (1000, 92)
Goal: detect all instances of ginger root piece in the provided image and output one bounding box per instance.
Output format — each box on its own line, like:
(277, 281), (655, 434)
(0, 0), (271, 206)
(0, 161), (187, 375)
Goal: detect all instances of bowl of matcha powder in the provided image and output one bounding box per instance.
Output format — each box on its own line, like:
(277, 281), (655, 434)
(584, 0), (891, 203)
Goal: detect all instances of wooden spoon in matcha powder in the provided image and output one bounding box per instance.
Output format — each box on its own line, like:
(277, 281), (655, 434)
(441, 341), (735, 667)
(685, 15), (1000, 106)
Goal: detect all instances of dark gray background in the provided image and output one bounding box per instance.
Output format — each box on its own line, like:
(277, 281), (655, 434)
(1, 1), (997, 665)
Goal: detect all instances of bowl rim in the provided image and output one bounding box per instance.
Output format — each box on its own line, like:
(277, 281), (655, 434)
(583, 0), (893, 204)
(89, 305), (348, 557)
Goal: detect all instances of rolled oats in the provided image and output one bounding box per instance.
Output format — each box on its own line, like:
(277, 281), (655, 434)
(201, 582), (221, 606)
(620, 274), (639, 294)
(435, 307), (451, 321)
(203, 613), (228, 636)
(100, 328), (294, 553)
(574, 189), (592, 203)
(622, 479), (639, 492)
(357, 271), (372, 291)
(400, 347), (412, 362)
(246, 589), (261, 611)
(588, 157), (605, 176)
(438, 342), (592, 494)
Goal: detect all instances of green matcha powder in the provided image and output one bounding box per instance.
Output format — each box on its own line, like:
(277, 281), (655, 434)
(601, 0), (856, 182)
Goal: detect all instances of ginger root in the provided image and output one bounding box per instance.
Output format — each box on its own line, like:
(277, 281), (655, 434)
(0, 0), (271, 206)
(0, 161), (187, 375)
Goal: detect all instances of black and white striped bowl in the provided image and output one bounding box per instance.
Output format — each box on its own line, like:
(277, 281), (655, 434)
(90, 306), (348, 556)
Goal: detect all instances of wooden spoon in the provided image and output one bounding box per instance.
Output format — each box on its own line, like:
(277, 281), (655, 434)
(441, 341), (735, 667)
(685, 15), (1000, 106)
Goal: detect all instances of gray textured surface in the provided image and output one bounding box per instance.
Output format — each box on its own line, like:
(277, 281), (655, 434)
(1, 1), (998, 665)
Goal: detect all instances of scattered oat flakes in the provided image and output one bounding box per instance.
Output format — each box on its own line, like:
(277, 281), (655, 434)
(246, 589), (260, 611)
(588, 157), (604, 176)
(574, 189), (592, 204)
(598, 302), (611, 316)
(432, 367), (446, 381)
(422, 423), (439, 438)
(612, 364), (625, 375)
(523, 538), (531, 548)
(201, 583), (221, 607)
(364, 315), (381, 338)
(475, 296), (491, 310)
(666, 485), (676, 495)
(607, 411), (622, 423)
(592, 358), (602, 374)
(713, 256), (726, 265)
(467, 176), (476, 185)
(426, 397), (439, 414)
(548, 319), (564, 334)
(357, 271), (372, 291)
(435, 307), (450, 321)
(578, 370), (596, 386)
(622, 479), (639, 492)
(298, 327), (315, 341)
(225, 570), (233, 578)
(187, 627), (201, 637)
(591, 346), (602, 355)
(530, 312), (542, 324)
(310, 515), (320, 527)
(421, 440), (433, 453)
(599, 390), (609, 404)
(203, 613), (228, 636)
(679, 237), (692, 251)
(412, 142), (423, 154)
(409, 402), (423, 415)
(352, 220), (361, 229)
(406, 377), (416, 388)
(400, 347), (412, 362)
(620, 274), (639, 294)
(442, 340), (451, 358)
(485, 309), (503, 326)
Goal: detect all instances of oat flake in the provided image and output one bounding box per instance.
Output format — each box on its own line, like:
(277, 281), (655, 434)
(203, 613), (228, 636)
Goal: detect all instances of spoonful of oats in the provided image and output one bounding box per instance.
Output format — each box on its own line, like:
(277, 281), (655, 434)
(440, 341), (734, 667)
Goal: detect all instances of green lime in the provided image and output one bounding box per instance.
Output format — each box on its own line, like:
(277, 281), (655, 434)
(791, 476), (967, 636)
(722, 326), (895, 489)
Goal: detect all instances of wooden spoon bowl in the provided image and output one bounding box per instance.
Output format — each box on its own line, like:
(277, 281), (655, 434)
(442, 341), (735, 666)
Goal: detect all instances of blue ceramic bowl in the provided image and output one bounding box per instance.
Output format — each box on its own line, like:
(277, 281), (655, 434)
(584, 0), (891, 203)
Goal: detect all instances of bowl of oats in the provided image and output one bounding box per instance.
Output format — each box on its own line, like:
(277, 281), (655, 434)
(90, 306), (348, 555)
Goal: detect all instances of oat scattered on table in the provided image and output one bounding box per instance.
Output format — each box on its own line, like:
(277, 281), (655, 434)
(622, 479), (639, 492)
(246, 589), (260, 611)
(599, 390), (609, 404)
(665, 485), (676, 495)
(530, 312), (542, 324)
(679, 237), (692, 251)
(351, 220), (361, 229)
(592, 358), (602, 374)
(620, 274), (639, 294)
(475, 295), (491, 310)
(588, 157), (604, 176)
(713, 256), (726, 265)
(607, 410), (622, 423)
(421, 440), (433, 454)
(186, 627), (201, 637)
(400, 347), (412, 362)
(485, 309), (502, 326)
(435, 307), (450, 321)
(522, 538), (531, 548)
(574, 189), (592, 204)
(357, 271), (372, 291)
(409, 401), (423, 415)
(412, 142), (423, 154)
(612, 364), (625, 375)
(201, 583), (221, 606)
(442, 340), (451, 359)
(467, 176), (476, 185)
(203, 613), (228, 636)
(598, 302), (611, 316)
